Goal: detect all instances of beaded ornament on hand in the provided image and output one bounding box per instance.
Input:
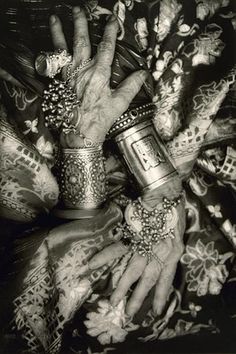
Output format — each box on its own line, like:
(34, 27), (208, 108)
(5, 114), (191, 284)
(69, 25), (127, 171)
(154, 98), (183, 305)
(117, 194), (182, 262)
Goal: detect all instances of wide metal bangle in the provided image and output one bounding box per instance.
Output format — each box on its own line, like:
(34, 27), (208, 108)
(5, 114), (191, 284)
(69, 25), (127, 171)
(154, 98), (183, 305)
(58, 146), (107, 210)
(114, 120), (178, 194)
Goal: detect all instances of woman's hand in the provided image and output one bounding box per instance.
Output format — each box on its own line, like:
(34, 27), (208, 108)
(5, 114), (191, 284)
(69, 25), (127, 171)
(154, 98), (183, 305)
(49, 7), (148, 148)
(88, 197), (185, 317)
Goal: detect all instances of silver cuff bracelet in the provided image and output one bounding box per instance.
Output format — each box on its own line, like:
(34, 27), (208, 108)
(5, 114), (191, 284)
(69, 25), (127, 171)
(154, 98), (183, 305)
(114, 120), (178, 193)
(59, 146), (107, 210)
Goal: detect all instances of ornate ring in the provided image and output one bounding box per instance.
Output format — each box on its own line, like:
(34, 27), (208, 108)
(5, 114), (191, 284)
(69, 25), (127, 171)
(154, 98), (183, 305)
(35, 49), (72, 78)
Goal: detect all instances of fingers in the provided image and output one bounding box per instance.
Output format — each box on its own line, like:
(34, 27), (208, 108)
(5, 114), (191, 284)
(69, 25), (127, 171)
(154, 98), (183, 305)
(50, 15), (68, 51)
(152, 203), (185, 315)
(96, 15), (119, 67)
(153, 259), (178, 316)
(72, 7), (91, 65)
(126, 260), (162, 317)
(0, 68), (23, 87)
(88, 241), (128, 270)
(110, 255), (146, 306)
(112, 70), (148, 115)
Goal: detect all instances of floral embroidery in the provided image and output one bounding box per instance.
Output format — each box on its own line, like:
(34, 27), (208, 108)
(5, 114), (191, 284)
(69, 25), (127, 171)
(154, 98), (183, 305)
(186, 24), (225, 67)
(181, 240), (232, 296)
(155, 0), (182, 42)
(35, 136), (54, 161)
(124, 0), (142, 11)
(84, 1), (111, 20)
(188, 302), (202, 318)
(32, 163), (58, 202)
(152, 75), (184, 138)
(188, 170), (215, 196)
(140, 288), (182, 341)
(134, 18), (149, 51)
(85, 300), (130, 345)
(177, 17), (199, 37)
(4, 81), (38, 111)
(158, 319), (217, 340)
(23, 118), (39, 135)
(0, 118), (59, 220)
(196, 0), (230, 21)
(222, 219), (236, 248)
(113, 1), (126, 40)
(207, 204), (223, 218)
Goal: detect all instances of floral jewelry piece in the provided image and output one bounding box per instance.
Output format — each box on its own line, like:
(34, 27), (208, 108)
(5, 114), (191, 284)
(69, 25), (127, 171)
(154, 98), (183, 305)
(35, 49), (72, 78)
(59, 146), (107, 210)
(118, 194), (182, 262)
(42, 79), (81, 134)
(66, 58), (92, 81)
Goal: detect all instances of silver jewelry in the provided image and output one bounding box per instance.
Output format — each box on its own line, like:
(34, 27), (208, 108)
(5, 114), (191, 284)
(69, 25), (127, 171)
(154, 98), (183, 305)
(66, 58), (92, 82)
(119, 194), (183, 263)
(59, 147), (107, 210)
(42, 79), (81, 134)
(107, 103), (155, 138)
(35, 49), (72, 78)
(114, 120), (179, 193)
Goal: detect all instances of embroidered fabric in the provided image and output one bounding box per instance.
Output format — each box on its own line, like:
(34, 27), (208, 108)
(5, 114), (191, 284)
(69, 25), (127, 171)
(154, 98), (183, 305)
(0, 1), (236, 353)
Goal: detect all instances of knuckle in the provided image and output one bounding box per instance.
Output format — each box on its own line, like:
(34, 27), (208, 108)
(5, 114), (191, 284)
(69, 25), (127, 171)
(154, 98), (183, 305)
(143, 272), (157, 285)
(105, 20), (119, 34)
(118, 91), (132, 107)
(95, 66), (110, 81)
(73, 12), (81, 20)
(73, 9), (85, 20)
(98, 36), (113, 53)
(74, 36), (89, 48)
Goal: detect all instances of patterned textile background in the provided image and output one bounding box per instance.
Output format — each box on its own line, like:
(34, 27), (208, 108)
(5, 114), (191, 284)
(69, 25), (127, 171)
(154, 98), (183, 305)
(0, 1), (236, 353)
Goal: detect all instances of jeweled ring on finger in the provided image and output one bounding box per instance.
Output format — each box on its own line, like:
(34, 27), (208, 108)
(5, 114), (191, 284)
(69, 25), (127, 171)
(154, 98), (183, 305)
(35, 49), (72, 78)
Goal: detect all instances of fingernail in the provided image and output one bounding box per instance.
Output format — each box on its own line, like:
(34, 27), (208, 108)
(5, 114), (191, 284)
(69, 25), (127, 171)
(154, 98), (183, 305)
(109, 14), (118, 22)
(50, 15), (57, 24)
(126, 307), (136, 318)
(110, 296), (118, 307)
(153, 306), (161, 316)
(139, 70), (148, 78)
(73, 6), (80, 14)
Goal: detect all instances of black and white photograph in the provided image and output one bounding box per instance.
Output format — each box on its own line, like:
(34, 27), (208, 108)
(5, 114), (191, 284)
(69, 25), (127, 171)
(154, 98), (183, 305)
(0, 1), (236, 353)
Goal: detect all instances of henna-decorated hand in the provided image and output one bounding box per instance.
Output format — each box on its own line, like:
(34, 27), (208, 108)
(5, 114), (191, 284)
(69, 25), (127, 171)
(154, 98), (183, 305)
(88, 196), (185, 317)
(49, 7), (148, 148)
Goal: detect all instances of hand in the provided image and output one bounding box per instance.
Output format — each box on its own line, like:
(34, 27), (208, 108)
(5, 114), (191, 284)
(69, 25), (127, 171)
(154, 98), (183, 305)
(49, 7), (148, 148)
(88, 197), (185, 317)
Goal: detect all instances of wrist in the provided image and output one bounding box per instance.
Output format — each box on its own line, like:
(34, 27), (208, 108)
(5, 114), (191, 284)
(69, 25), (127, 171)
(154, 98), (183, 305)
(142, 175), (182, 208)
(60, 132), (84, 148)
